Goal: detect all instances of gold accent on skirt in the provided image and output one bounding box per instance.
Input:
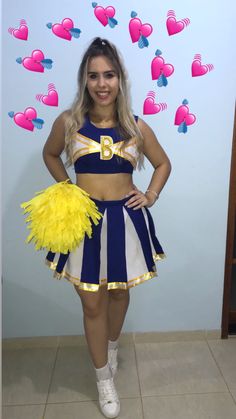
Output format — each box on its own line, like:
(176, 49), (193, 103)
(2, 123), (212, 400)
(154, 253), (166, 261)
(45, 252), (165, 292)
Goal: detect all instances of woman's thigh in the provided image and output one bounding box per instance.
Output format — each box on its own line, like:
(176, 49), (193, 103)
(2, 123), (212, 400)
(109, 289), (130, 301)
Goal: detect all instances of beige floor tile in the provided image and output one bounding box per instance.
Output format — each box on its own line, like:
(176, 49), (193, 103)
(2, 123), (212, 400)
(208, 339), (236, 401)
(2, 404), (45, 419)
(115, 344), (140, 398)
(232, 390), (236, 402)
(47, 345), (97, 403)
(142, 393), (236, 419)
(45, 398), (143, 419)
(48, 343), (140, 403)
(2, 348), (57, 405)
(135, 341), (227, 396)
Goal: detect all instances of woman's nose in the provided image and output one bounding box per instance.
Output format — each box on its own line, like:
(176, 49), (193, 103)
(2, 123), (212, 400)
(97, 75), (106, 87)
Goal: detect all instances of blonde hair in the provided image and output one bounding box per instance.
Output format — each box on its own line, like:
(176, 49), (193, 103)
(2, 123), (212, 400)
(64, 37), (144, 169)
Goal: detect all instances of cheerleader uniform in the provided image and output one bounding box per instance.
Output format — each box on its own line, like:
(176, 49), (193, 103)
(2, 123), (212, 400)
(46, 115), (165, 291)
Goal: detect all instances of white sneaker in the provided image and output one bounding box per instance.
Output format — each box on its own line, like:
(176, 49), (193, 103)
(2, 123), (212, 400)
(97, 377), (120, 418)
(108, 348), (118, 376)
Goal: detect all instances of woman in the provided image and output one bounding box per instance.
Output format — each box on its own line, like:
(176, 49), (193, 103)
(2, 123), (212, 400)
(43, 37), (171, 418)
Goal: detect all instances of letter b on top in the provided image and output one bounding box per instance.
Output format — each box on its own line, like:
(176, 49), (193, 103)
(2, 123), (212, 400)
(100, 136), (113, 160)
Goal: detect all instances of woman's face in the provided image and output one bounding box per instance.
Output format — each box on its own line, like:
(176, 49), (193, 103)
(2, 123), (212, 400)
(86, 55), (119, 109)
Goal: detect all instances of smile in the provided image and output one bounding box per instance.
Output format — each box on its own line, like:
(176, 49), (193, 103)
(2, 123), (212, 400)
(96, 92), (110, 99)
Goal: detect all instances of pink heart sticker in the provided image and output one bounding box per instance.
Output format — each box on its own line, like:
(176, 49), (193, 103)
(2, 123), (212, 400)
(52, 18), (74, 40)
(191, 60), (208, 77)
(13, 107), (37, 131)
(143, 98), (161, 115)
(166, 17), (184, 36)
(185, 113), (196, 126)
(22, 50), (45, 72)
(175, 105), (196, 126)
(105, 6), (115, 18)
(129, 18), (153, 43)
(13, 24), (28, 40)
(61, 18), (74, 29)
(141, 23), (153, 38)
(42, 90), (58, 106)
(151, 56), (174, 80)
(94, 6), (115, 26)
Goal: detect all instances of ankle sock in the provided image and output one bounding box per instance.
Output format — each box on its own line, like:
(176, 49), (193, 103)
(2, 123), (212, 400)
(108, 339), (119, 351)
(95, 362), (112, 381)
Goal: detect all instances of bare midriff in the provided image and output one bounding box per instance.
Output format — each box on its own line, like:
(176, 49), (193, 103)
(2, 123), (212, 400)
(76, 173), (134, 201)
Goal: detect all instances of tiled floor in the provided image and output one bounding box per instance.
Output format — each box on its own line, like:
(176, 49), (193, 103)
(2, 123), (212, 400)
(2, 333), (236, 419)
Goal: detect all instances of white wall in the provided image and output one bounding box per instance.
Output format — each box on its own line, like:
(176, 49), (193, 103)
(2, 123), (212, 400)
(2, 0), (236, 338)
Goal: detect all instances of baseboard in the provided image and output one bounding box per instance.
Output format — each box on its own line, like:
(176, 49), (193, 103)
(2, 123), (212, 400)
(2, 329), (223, 349)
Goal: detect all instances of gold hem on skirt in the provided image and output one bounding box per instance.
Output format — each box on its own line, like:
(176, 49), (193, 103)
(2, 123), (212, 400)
(45, 253), (166, 292)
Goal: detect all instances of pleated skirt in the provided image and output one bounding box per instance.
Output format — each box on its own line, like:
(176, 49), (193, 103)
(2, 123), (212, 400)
(45, 197), (165, 292)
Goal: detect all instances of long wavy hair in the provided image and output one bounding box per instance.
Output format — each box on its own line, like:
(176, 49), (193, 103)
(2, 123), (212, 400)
(64, 37), (144, 168)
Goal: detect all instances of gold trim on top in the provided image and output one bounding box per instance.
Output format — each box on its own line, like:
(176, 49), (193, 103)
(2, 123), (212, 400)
(72, 132), (138, 168)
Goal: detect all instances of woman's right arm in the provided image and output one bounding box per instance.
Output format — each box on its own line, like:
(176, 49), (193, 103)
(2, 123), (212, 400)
(42, 111), (72, 183)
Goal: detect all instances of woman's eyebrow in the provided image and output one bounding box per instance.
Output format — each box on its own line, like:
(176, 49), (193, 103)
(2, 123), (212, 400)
(87, 70), (116, 74)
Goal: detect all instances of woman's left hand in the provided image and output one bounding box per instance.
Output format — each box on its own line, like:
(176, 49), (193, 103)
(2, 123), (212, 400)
(125, 188), (155, 210)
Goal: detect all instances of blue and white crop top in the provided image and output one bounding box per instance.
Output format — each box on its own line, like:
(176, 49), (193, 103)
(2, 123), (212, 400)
(72, 115), (139, 174)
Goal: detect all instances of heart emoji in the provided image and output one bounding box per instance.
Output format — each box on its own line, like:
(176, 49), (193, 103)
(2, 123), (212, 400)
(13, 24), (28, 40)
(129, 18), (153, 43)
(166, 17), (185, 35)
(143, 97), (161, 115)
(42, 90), (58, 106)
(22, 50), (45, 72)
(151, 56), (174, 80)
(52, 18), (74, 40)
(191, 60), (208, 77)
(94, 6), (115, 26)
(13, 107), (37, 131)
(175, 105), (196, 126)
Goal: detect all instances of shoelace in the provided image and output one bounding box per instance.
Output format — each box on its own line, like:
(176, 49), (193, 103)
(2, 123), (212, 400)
(99, 379), (118, 403)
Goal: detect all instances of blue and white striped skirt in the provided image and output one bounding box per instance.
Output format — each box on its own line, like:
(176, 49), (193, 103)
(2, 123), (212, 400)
(45, 197), (165, 292)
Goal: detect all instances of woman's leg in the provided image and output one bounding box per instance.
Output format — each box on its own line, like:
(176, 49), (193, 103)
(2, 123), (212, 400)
(74, 285), (109, 368)
(75, 285), (120, 418)
(108, 289), (130, 341)
(74, 286), (130, 365)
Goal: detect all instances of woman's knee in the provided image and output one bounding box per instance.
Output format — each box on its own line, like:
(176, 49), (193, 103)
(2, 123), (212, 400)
(74, 285), (108, 318)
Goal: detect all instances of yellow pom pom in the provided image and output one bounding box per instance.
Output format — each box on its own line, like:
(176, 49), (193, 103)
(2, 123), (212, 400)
(21, 181), (103, 253)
